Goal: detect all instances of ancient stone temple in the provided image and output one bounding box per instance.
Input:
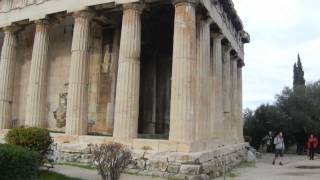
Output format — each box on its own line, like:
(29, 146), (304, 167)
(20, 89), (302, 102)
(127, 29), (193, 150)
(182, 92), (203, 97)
(0, 0), (250, 178)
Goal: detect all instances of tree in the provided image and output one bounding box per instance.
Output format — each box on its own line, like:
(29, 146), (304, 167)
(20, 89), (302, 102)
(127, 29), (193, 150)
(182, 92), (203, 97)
(293, 54), (306, 93)
(244, 56), (320, 151)
(243, 105), (290, 149)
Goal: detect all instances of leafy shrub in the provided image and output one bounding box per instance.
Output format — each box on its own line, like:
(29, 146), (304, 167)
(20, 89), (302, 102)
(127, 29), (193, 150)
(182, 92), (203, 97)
(5, 127), (53, 157)
(0, 144), (41, 180)
(93, 143), (132, 180)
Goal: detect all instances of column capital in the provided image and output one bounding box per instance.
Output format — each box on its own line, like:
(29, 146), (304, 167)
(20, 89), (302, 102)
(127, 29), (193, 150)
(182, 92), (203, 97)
(72, 10), (95, 19)
(123, 3), (145, 13)
(173, 0), (199, 6)
(2, 25), (21, 33)
(223, 43), (233, 53)
(197, 14), (213, 25)
(211, 32), (224, 40)
(34, 18), (50, 26)
(237, 59), (245, 67)
(231, 54), (239, 62)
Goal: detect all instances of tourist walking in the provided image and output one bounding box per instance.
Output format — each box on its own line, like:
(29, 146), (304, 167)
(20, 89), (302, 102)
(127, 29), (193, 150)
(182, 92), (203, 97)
(272, 132), (285, 165)
(307, 134), (318, 160)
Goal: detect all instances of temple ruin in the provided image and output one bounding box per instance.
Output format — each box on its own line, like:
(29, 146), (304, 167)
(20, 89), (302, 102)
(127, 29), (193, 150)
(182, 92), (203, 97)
(0, 0), (250, 178)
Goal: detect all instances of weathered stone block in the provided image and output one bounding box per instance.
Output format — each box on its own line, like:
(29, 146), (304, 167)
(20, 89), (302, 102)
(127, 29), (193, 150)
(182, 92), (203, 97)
(147, 160), (168, 172)
(167, 163), (181, 173)
(135, 158), (146, 169)
(180, 165), (201, 175)
(188, 174), (209, 180)
(202, 162), (214, 174)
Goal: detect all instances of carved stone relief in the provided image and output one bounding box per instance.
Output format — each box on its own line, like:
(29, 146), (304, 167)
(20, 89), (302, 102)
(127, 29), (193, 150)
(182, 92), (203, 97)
(53, 83), (68, 128)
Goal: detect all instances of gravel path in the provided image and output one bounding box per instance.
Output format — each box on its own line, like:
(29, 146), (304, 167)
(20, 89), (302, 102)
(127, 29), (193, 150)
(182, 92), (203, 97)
(50, 153), (320, 180)
(231, 153), (320, 180)
(50, 165), (164, 180)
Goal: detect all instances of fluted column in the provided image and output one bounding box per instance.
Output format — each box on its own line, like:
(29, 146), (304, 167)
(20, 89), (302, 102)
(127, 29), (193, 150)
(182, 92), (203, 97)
(222, 44), (232, 142)
(0, 27), (17, 129)
(231, 57), (238, 142)
(113, 3), (143, 139)
(65, 11), (92, 135)
(5, 1), (12, 11)
(169, 0), (198, 143)
(237, 63), (244, 142)
(222, 45), (232, 113)
(195, 16), (211, 140)
(25, 19), (50, 128)
(106, 28), (121, 134)
(212, 33), (224, 139)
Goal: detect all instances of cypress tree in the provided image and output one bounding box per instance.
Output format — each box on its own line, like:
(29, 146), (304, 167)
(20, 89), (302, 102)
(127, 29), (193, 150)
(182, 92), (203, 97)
(293, 54), (306, 91)
(293, 62), (298, 85)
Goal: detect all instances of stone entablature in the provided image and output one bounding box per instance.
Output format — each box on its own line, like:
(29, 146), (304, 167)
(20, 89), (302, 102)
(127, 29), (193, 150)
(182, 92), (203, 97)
(0, 0), (248, 60)
(0, 0), (138, 12)
(202, 0), (248, 60)
(0, 0), (137, 26)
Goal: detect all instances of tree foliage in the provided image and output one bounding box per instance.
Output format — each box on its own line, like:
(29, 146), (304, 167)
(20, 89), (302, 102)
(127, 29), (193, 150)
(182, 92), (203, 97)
(244, 56), (320, 149)
(293, 54), (306, 94)
(293, 54), (306, 87)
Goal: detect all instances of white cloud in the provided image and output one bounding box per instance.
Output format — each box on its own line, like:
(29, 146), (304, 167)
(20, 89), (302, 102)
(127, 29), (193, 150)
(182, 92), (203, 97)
(233, 0), (320, 109)
(234, 0), (303, 30)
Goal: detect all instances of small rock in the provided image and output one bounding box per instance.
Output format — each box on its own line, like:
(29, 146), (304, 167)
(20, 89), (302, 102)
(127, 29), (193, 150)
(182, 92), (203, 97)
(246, 150), (256, 163)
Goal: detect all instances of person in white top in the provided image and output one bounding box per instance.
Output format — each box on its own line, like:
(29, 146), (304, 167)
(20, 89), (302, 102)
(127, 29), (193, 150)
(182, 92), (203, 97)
(272, 132), (285, 166)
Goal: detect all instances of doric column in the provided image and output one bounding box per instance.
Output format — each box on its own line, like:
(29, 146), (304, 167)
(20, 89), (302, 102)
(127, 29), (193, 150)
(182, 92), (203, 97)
(237, 62), (244, 142)
(25, 19), (50, 128)
(65, 11), (92, 135)
(169, 0), (198, 143)
(212, 33), (224, 139)
(222, 44), (232, 142)
(231, 57), (238, 141)
(222, 44), (232, 113)
(0, 27), (17, 129)
(106, 28), (120, 134)
(113, 3), (143, 139)
(195, 16), (211, 140)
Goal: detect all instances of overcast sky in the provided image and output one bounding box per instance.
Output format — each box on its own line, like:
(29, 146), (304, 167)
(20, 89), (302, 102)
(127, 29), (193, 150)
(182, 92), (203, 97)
(233, 0), (320, 110)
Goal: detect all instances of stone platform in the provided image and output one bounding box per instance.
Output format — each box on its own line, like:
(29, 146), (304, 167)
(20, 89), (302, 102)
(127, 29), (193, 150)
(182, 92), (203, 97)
(50, 133), (248, 179)
(0, 130), (248, 179)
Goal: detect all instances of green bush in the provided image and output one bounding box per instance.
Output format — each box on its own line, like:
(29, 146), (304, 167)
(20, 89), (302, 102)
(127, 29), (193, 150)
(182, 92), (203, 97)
(5, 127), (53, 157)
(0, 144), (41, 180)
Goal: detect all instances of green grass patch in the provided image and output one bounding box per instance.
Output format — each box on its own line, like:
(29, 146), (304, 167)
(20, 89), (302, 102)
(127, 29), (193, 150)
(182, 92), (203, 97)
(226, 171), (240, 178)
(239, 161), (256, 168)
(39, 171), (83, 180)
